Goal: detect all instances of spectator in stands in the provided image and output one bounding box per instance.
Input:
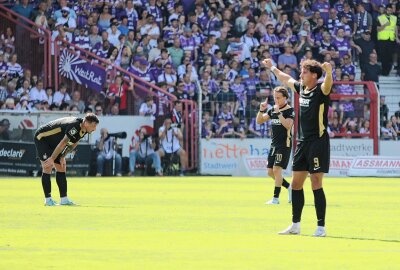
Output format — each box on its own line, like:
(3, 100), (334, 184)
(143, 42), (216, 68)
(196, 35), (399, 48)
(381, 120), (397, 140)
(107, 21), (121, 47)
(0, 118), (11, 140)
(129, 126), (162, 176)
(353, 31), (375, 72)
(73, 26), (90, 51)
(0, 54), (7, 79)
(14, 79), (31, 99)
(12, 0), (33, 19)
(45, 87), (53, 105)
(158, 115), (188, 176)
(55, 7), (77, 41)
(359, 120), (370, 134)
(7, 53), (23, 79)
(390, 115), (400, 138)
(376, 5), (398, 76)
(341, 54), (356, 81)
(362, 52), (381, 85)
(215, 80), (237, 115)
(335, 73), (356, 119)
(53, 83), (71, 106)
(67, 90), (85, 113)
(96, 128), (122, 176)
(139, 95), (156, 120)
(97, 4), (112, 31)
(158, 63), (177, 93)
(354, 3), (373, 38)
(106, 75), (134, 115)
(248, 113), (271, 138)
(1, 27), (15, 52)
(29, 79), (47, 102)
(94, 102), (104, 116)
(278, 43), (298, 78)
(202, 121), (214, 140)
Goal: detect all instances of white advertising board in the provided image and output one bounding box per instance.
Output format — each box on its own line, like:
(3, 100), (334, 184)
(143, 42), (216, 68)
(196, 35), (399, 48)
(330, 139), (374, 156)
(327, 156), (354, 177)
(200, 139), (271, 175)
(347, 156), (400, 177)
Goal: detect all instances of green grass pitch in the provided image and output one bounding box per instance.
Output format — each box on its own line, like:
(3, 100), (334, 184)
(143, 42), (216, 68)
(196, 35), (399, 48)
(0, 176), (399, 269)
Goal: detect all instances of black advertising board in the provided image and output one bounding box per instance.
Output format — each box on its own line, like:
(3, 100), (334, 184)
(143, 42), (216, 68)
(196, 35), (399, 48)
(0, 141), (92, 176)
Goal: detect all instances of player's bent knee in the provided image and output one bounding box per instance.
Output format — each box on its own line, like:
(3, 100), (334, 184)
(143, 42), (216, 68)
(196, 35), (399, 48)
(272, 166), (282, 176)
(267, 168), (274, 177)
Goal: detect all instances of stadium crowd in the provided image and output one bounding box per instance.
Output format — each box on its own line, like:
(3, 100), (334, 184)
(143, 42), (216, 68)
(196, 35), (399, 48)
(0, 0), (399, 141)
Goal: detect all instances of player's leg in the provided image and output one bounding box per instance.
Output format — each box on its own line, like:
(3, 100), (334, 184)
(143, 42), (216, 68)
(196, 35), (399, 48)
(54, 157), (75, 206)
(310, 172), (326, 237)
(35, 139), (57, 206)
(274, 147), (292, 200)
(265, 149), (278, 204)
(308, 134), (330, 237)
(279, 142), (308, 234)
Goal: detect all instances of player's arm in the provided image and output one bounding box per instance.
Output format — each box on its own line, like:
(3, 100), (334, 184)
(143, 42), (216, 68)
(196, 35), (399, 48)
(262, 58), (297, 91)
(321, 62), (333, 95)
(50, 135), (70, 161)
(256, 98), (271, 124)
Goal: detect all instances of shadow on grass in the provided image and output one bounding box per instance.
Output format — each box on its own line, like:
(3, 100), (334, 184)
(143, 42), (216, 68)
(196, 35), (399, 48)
(303, 235), (400, 243)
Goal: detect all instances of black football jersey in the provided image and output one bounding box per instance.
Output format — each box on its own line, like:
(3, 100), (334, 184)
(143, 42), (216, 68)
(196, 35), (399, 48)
(267, 106), (295, 148)
(294, 82), (330, 141)
(35, 117), (87, 148)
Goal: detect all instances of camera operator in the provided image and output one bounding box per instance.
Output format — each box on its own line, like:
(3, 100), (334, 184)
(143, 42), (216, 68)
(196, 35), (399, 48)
(129, 127), (162, 176)
(158, 115), (188, 176)
(96, 128), (122, 176)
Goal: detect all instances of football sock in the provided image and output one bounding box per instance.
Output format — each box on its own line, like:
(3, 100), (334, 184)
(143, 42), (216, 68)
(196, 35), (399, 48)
(56, 172), (67, 198)
(282, 178), (290, 189)
(41, 173), (51, 198)
(313, 188), (326, 227)
(273, 187), (281, 198)
(292, 189), (304, 223)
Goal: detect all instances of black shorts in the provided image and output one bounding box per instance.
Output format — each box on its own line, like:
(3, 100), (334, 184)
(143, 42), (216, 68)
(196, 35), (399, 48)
(267, 146), (291, 169)
(34, 138), (62, 164)
(292, 133), (330, 173)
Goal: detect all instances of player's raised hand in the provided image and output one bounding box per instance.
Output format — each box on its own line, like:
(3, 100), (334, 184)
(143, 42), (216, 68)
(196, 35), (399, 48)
(260, 98), (268, 111)
(262, 58), (274, 69)
(273, 104), (280, 113)
(321, 62), (332, 74)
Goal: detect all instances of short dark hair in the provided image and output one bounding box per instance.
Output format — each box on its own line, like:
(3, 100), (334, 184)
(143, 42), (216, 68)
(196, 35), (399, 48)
(274, 86), (289, 99)
(301, 59), (323, 79)
(84, 113), (99, 124)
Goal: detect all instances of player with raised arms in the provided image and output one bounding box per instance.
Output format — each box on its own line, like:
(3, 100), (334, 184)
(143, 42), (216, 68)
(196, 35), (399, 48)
(256, 86), (294, 205)
(263, 58), (333, 237)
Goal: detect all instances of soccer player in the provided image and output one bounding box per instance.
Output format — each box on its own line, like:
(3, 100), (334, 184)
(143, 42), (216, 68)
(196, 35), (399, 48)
(256, 87), (294, 205)
(263, 58), (332, 237)
(34, 113), (99, 206)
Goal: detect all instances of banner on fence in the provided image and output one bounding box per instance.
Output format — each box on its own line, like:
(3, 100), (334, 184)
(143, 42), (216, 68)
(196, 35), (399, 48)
(59, 50), (106, 92)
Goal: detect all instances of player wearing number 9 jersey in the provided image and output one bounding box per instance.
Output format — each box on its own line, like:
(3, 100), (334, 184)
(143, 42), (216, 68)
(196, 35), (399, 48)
(263, 58), (333, 237)
(256, 87), (295, 205)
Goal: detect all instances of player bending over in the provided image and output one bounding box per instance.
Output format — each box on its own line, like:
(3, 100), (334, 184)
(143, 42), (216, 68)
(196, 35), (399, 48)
(34, 113), (99, 206)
